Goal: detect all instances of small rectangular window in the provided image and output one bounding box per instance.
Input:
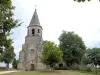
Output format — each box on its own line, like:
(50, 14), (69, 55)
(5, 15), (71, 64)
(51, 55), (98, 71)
(38, 29), (40, 33)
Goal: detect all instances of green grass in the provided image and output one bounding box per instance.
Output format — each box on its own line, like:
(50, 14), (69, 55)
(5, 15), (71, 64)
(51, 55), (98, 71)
(2, 70), (99, 75)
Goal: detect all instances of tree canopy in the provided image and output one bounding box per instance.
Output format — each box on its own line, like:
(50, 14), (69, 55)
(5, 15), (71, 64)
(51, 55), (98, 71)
(12, 58), (19, 69)
(87, 48), (100, 66)
(74, 0), (91, 2)
(59, 31), (86, 67)
(0, 0), (21, 51)
(0, 0), (21, 67)
(74, 0), (100, 2)
(1, 46), (15, 68)
(41, 41), (63, 68)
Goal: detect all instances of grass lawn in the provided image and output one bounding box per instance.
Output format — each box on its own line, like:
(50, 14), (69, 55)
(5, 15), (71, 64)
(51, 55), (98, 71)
(1, 70), (99, 75)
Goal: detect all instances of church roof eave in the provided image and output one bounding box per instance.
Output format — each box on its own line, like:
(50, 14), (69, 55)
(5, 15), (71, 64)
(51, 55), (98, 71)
(27, 25), (43, 30)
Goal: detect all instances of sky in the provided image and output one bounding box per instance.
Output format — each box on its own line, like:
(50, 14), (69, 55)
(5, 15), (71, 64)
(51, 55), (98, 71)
(10, 0), (100, 60)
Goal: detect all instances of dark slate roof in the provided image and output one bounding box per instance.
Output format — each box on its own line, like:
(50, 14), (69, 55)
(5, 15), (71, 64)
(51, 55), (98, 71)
(29, 9), (40, 26)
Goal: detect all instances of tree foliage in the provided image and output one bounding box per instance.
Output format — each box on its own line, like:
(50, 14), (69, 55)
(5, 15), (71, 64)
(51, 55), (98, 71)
(41, 41), (63, 68)
(0, 0), (21, 52)
(0, 39), (15, 68)
(74, 0), (91, 2)
(12, 58), (19, 69)
(82, 54), (90, 65)
(0, 0), (21, 67)
(74, 0), (100, 2)
(87, 48), (100, 66)
(59, 31), (86, 67)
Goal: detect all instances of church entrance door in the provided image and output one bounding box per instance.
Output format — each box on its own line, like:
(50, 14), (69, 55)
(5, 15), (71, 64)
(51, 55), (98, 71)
(30, 64), (34, 71)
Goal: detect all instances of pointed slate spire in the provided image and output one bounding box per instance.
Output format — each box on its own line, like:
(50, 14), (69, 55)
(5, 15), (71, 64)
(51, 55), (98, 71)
(29, 9), (40, 26)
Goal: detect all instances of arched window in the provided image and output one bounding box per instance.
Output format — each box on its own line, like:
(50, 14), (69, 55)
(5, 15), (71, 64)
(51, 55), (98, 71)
(32, 29), (35, 36)
(38, 29), (40, 33)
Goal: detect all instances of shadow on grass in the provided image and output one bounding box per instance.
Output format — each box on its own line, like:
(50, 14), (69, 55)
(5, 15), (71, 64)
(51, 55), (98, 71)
(37, 70), (61, 74)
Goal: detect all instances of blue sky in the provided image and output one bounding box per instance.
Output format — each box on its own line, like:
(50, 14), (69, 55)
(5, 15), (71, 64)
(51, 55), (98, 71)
(10, 0), (100, 60)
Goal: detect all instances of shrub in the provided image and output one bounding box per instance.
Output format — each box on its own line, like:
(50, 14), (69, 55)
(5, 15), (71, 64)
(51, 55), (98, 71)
(54, 63), (67, 70)
(86, 67), (92, 72)
(25, 68), (28, 71)
(62, 65), (67, 70)
(69, 64), (93, 72)
(54, 65), (59, 70)
(79, 65), (88, 71)
(12, 58), (19, 69)
(69, 64), (80, 70)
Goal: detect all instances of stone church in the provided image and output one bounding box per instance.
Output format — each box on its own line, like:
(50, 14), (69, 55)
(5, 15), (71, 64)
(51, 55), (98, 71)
(18, 9), (46, 70)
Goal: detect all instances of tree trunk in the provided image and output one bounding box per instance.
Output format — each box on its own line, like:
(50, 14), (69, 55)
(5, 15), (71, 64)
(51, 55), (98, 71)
(95, 65), (98, 74)
(6, 63), (9, 68)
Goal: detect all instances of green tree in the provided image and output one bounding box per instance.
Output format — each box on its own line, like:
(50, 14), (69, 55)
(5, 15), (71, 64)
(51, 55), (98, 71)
(74, 0), (100, 2)
(1, 39), (15, 68)
(0, 0), (21, 67)
(41, 41), (63, 68)
(74, 0), (91, 2)
(1, 46), (15, 68)
(59, 31), (86, 67)
(87, 48), (100, 66)
(82, 54), (90, 65)
(12, 58), (19, 69)
(0, 0), (21, 53)
(86, 48), (100, 74)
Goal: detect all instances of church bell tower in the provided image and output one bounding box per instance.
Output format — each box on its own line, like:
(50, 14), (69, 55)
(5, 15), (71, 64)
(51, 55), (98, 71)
(18, 9), (46, 70)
